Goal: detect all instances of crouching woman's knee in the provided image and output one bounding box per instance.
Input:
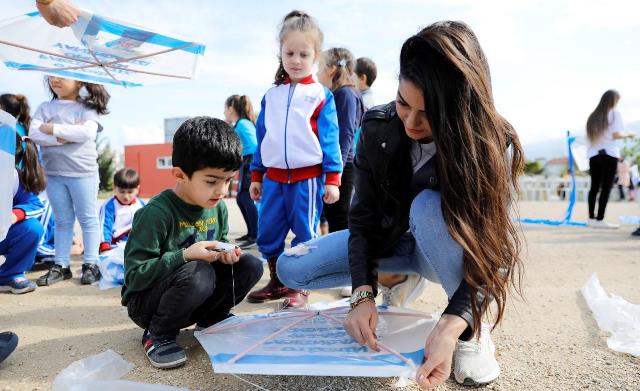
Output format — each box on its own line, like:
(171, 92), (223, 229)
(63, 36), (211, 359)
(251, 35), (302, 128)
(276, 254), (309, 289)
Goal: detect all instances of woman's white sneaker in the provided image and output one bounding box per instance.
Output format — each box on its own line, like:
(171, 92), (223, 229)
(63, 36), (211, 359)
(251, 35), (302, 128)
(380, 274), (427, 307)
(453, 324), (500, 386)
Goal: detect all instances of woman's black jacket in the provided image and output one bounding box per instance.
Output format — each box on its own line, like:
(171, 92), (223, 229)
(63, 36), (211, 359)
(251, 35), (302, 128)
(348, 101), (475, 339)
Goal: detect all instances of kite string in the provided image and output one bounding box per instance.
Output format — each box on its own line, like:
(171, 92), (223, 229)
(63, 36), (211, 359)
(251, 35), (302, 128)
(231, 262), (236, 314)
(230, 373), (271, 391)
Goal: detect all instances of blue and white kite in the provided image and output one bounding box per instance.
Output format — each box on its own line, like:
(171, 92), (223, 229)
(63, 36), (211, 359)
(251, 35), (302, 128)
(195, 305), (436, 378)
(0, 10), (205, 87)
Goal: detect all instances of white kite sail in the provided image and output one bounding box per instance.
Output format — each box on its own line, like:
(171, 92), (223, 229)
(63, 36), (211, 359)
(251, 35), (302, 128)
(195, 305), (436, 378)
(0, 10), (205, 87)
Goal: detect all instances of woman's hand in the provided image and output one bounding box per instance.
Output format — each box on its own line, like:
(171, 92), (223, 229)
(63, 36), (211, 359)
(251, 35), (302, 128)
(323, 184), (340, 204)
(40, 123), (54, 135)
(56, 137), (71, 144)
(249, 182), (262, 201)
(343, 288), (379, 351)
(415, 314), (468, 389)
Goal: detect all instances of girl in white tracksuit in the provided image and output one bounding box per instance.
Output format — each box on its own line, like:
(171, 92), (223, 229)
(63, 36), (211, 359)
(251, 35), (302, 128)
(247, 10), (342, 308)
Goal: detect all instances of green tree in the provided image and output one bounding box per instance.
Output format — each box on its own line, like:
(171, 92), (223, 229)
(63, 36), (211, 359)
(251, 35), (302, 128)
(523, 160), (544, 175)
(97, 135), (115, 191)
(621, 138), (640, 167)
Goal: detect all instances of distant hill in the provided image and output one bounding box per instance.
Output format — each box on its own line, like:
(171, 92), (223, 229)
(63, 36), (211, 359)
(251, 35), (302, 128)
(523, 120), (639, 161)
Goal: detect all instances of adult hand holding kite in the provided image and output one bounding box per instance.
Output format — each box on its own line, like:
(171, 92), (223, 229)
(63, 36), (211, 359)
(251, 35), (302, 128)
(36, 0), (81, 28)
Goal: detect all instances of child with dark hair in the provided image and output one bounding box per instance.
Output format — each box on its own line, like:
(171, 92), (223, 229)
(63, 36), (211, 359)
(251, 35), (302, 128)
(317, 47), (364, 233)
(122, 116), (263, 369)
(30, 76), (110, 286)
(355, 57), (377, 110)
(0, 109), (46, 294)
(98, 168), (145, 253)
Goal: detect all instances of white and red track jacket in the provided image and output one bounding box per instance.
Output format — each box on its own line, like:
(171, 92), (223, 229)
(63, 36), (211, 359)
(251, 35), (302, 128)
(251, 75), (343, 186)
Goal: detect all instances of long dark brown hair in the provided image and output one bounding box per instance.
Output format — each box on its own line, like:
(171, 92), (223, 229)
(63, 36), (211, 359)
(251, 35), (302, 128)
(15, 133), (46, 194)
(46, 77), (110, 115)
(586, 90), (619, 143)
(274, 10), (323, 85)
(225, 95), (257, 124)
(399, 21), (524, 336)
(0, 94), (31, 130)
(320, 47), (357, 91)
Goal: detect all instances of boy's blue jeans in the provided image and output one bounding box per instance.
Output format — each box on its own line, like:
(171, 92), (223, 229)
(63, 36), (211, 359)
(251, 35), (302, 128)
(277, 190), (464, 298)
(46, 174), (100, 267)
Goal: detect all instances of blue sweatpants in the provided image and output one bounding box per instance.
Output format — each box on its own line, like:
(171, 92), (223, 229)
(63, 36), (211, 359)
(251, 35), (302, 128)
(257, 176), (324, 259)
(0, 218), (43, 283)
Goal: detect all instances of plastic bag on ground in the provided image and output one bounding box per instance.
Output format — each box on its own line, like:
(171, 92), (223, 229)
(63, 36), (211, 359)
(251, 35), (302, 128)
(581, 273), (640, 357)
(52, 350), (189, 391)
(97, 245), (125, 290)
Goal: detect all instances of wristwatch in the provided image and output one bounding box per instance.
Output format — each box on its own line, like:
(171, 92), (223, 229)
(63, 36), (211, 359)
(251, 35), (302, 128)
(349, 289), (375, 309)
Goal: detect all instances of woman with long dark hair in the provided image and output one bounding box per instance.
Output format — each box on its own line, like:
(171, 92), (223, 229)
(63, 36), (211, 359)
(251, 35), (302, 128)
(276, 21), (524, 388)
(585, 90), (634, 229)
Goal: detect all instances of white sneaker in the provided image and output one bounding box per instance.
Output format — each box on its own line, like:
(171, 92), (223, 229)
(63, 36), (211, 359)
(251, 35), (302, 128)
(339, 285), (352, 297)
(379, 274), (427, 307)
(454, 324), (500, 386)
(589, 219), (619, 229)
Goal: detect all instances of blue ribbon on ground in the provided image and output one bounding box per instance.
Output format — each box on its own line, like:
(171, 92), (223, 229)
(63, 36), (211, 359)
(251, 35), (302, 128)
(517, 131), (587, 227)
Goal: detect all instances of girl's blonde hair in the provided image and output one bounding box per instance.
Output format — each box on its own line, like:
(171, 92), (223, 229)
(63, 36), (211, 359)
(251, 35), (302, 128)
(319, 47), (357, 91)
(274, 10), (323, 85)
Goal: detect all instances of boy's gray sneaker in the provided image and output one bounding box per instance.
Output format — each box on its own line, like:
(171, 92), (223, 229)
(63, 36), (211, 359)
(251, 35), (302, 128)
(142, 330), (186, 369)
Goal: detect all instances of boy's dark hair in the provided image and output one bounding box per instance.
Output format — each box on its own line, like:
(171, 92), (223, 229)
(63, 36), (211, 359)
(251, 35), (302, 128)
(355, 57), (377, 87)
(172, 116), (242, 177)
(113, 168), (140, 189)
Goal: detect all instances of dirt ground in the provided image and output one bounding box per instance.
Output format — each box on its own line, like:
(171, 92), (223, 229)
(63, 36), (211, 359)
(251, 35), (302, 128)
(1, 200), (639, 390)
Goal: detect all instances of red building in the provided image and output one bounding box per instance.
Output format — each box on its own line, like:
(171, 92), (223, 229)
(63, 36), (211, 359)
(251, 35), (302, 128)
(124, 143), (240, 199)
(124, 143), (174, 198)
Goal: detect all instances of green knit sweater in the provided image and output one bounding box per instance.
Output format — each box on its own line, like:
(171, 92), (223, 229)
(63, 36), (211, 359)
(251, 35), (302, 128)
(121, 189), (229, 305)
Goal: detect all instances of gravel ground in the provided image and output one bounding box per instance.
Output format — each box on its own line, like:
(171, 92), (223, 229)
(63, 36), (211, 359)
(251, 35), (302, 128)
(1, 200), (639, 390)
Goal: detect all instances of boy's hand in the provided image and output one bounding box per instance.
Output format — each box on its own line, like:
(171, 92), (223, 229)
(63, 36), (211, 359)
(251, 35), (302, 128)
(249, 182), (262, 201)
(217, 246), (242, 265)
(183, 241), (221, 263)
(183, 241), (243, 264)
(323, 184), (340, 204)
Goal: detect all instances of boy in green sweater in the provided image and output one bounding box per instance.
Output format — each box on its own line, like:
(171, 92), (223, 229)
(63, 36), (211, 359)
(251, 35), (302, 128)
(122, 117), (263, 369)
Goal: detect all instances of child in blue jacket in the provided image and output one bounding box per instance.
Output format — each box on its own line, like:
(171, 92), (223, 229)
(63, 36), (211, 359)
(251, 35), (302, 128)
(0, 117), (46, 294)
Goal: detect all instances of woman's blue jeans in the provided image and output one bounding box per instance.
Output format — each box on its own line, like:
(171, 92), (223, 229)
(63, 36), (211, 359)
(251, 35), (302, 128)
(277, 190), (464, 298)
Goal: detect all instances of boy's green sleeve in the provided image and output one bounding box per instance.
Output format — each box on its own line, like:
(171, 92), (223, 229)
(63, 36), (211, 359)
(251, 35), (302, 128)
(123, 205), (185, 294)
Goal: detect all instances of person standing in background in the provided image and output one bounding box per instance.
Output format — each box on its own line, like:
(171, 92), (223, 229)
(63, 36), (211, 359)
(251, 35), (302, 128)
(224, 95), (259, 249)
(585, 90), (635, 229)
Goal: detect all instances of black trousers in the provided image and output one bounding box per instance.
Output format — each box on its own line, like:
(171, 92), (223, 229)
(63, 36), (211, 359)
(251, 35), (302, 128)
(126, 254), (263, 337)
(588, 153), (618, 220)
(236, 155), (258, 238)
(323, 162), (354, 233)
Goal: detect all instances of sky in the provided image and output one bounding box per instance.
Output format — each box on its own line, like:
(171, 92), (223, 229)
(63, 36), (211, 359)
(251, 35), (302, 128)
(1, 0), (639, 159)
